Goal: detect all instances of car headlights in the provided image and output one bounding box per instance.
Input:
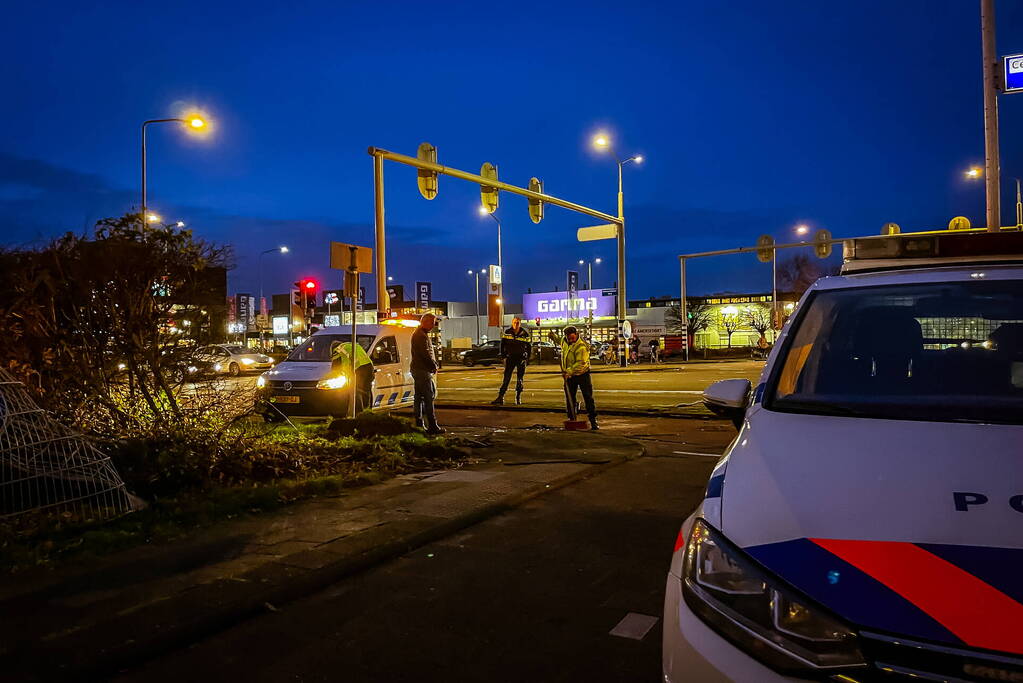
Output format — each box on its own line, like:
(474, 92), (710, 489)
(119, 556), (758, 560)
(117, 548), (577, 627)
(682, 519), (864, 674)
(241, 358), (255, 365)
(256, 374), (267, 388)
(316, 374), (348, 390)
(214, 363), (222, 372)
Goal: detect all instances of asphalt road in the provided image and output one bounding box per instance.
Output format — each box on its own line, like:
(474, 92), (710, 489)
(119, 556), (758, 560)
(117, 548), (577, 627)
(115, 410), (733, 682)
(436, 360), (765, 410)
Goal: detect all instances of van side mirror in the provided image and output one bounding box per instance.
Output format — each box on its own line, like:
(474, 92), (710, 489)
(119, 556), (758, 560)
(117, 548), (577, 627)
(703, 379), (752, 429)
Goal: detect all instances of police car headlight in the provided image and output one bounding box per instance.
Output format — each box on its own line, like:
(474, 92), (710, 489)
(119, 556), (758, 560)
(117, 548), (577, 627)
(213, 363), (222, 372)
(682, 520), (864, 673)
(241, 358), (255, 365)
(256, 374), (267, 388)
(316, 375), (348, 390)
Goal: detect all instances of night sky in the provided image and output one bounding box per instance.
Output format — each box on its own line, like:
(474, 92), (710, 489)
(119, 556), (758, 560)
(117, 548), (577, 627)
(3, 1), (1023, 304)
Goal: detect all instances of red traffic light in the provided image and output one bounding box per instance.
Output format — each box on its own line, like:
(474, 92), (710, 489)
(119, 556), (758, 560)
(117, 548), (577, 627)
(304, 280), (316, 290)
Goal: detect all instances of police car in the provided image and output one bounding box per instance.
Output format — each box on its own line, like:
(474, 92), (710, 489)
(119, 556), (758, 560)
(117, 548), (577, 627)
(663, 231), (1023, 682)
(255, 319), (421, 420)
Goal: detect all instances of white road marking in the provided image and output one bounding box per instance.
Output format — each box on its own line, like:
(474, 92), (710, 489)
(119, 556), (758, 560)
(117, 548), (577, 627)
(609, 612), (659, 640)
(440, 388), (703, 395)
(672, 450), (723, 458)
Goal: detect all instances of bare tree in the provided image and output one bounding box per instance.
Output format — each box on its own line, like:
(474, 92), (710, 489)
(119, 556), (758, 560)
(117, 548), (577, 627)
(717, 311), (742, 348)
(777, 252), (839, 296)
(665, 302), (713, 337)
(741, 303), (772, 341)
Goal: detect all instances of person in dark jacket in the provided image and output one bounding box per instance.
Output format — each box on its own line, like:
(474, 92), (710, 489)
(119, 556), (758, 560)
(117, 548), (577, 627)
(491, 316), (531, 405)
(411, 313), (444, 434)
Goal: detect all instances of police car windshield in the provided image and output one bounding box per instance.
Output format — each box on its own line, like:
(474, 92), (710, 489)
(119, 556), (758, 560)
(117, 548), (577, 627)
(287, 335), (375, 362)
(768, 280), (1023, 424)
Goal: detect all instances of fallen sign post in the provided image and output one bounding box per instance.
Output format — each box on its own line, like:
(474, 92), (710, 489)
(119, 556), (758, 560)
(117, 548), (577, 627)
(330, 242), (373, 419)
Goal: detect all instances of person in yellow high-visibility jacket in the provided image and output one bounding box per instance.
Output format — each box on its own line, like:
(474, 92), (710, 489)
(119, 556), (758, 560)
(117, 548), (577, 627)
(560, 326), (598, 430)
(331, 341), (374, 412)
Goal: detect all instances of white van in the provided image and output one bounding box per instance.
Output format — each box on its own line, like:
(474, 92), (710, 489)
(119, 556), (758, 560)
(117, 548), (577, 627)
(663, 231), (1023, 682)
(255, 323), (419, 420)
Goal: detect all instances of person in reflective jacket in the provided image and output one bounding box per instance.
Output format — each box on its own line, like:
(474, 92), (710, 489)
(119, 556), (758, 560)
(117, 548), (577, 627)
(491, 316), (532, 405)
(331, 340), (374, 412)
(560, 325), (598, 430)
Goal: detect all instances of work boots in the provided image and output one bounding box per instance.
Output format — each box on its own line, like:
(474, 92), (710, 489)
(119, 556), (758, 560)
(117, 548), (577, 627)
(515, 391), (522, 405)
(490, 395), (504, 406)
(589, 417), (599, 431)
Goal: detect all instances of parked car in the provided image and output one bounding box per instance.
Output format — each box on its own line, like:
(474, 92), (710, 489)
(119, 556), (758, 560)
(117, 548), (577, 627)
(458, 340), (502, 366)
(531, 341), (561, 364)
(663, 230), (1023, 682)
(197, 344), (274, 376)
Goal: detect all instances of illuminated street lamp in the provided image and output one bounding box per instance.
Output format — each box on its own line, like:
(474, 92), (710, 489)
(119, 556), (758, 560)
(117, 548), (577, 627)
(966, 166), (983, 179)
(578, 257), (602, 289)
(140, 113), (209, 229)
(477, 205), (503, 283)
(592, 132), (642, 366)
(258, 245), (289, 346)
(467, 268), (487, 344)
(794, 224), (809, 236)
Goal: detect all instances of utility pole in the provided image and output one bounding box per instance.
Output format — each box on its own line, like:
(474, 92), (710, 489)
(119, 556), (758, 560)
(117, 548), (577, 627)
(981, 0), (1001, 232)
(1016, 178), (1022, 228)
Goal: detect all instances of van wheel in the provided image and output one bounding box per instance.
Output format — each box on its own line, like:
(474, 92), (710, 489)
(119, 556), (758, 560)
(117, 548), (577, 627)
(229, 362), (240, 377)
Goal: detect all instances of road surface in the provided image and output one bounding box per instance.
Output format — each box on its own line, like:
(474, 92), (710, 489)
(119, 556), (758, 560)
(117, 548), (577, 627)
(115, 410), (734, 682)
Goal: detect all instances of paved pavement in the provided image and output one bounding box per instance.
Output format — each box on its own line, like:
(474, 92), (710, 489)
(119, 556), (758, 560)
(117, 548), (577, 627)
(0, 409), (735, 682)
(115, 411), (729, 682)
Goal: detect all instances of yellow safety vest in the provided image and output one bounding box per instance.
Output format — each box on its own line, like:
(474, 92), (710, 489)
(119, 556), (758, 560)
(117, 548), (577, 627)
(332, 342), (372, 369)
(560, 339), (590, 376)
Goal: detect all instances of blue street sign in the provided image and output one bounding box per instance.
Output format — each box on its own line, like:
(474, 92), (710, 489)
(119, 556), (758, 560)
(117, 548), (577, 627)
(1004, 54), (1023, 93)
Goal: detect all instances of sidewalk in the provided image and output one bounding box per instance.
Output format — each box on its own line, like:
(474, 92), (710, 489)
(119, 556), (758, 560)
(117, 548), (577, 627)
(0, 428), (644, 683)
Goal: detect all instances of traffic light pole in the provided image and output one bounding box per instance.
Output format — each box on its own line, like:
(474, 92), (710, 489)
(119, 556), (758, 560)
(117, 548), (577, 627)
(367, 146), (622, 322)
(981, 0), (1001, 232)
(616, 160), (627, 367)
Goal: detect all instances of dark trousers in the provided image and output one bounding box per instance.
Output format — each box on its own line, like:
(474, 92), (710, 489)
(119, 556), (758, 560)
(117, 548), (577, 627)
(497, 357), (527, 396)
(413, 373), (439, 429)
(566, 372), (597, 420)
(355, 365), (374, 412)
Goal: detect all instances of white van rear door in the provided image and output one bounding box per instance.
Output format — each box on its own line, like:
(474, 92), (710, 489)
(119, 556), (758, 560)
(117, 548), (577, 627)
(369, 334), (408, 407)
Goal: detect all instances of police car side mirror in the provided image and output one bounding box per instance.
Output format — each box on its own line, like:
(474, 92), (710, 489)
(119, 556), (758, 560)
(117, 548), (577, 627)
(703, 379), (752, 429)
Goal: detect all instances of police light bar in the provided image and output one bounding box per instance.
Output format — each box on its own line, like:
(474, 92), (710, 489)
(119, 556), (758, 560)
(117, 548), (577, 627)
(843, 231), (1023, 273)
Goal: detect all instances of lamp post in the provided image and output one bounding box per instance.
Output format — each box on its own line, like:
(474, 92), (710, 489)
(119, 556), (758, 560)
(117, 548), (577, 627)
(593, 133), (642, 366)
(140, 115), (207, 226)
(578, 257), (602, 290)
(467, 268), (487, 344)
(258, 246), (288, 348)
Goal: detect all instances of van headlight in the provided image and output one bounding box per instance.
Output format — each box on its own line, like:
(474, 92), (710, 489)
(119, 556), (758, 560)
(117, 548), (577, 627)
(682, 520), (864, 674)
(214, 363), (222, 372)
(256, 374), (267, 388)
(241, 358), (254, 365)
(316, 375), (349, 390)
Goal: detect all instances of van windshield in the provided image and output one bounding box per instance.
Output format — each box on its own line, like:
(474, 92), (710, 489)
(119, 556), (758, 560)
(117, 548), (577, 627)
(767, 280), (1023, 424)
(287, 335), (376, 362)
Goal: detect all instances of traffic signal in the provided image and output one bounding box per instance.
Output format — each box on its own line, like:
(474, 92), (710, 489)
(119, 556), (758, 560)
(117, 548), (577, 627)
(480, 162), (498, 213)
(293, 282), (304, 308)
(301, 278), (318, 308)
(417, 142), (438, 200)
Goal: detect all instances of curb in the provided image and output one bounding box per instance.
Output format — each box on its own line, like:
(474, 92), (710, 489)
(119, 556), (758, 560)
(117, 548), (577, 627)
(432, 402), (716, 420)
(10, 445), (642, 682)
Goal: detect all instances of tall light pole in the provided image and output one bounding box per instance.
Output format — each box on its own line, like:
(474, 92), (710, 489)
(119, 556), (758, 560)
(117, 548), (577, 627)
(593, 133), (642, 366)
(467, 268), (487, 344)
(258, 246), (288, 347)
(578, 257), (602, 290)
(141, 114), (207, 225)
(981, 0), (1001, 232)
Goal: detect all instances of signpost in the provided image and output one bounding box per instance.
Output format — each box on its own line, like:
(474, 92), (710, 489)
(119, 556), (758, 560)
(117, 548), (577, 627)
(329, 242), (373, 419)
(1004, 54), (1023, 93)
(576, 224), (618, 242)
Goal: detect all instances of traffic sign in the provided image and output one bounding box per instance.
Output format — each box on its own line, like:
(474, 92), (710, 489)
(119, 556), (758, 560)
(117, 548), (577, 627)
(881, 222), (901, 235)
(621, 320), (633, 340)
(528, 177), (544, 223)
(1004, 54), (1023, 93)
(577, 223), (618, 242)
(330, 242), (373, 272)
(814, 229), (833, 259)
(416, 142), (438, 200)
(948, 216), (972, 231)
(480, 162), (499, 213)
(756, 235), (775, 263)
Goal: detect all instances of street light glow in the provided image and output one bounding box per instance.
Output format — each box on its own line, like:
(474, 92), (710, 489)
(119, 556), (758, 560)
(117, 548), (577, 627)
(795, 224), (809, 235)
(280, 246), (289, 253)
(146, 213), (161, 223)
(478, 205), (488, 216)
(176, 221), (185, 227)
(634, 155), (643, 163)
(966, 167), (982, 179)
(595, 257), (602, 264)
(593, 134), (609, 149)
(189, 117), (205, 129)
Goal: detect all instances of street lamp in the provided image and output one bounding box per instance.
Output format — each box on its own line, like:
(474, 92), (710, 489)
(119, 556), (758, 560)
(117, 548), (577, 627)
(258, 246), (289, 347)
(592, 132), (642, 366)
(140, 113), (208, 229)
(467, 268), (487, 345)
(966, 166), (983, 179)
(794, 224), (809, 236)
(578, 257), (602, 290)
(478, 205), (503, 276)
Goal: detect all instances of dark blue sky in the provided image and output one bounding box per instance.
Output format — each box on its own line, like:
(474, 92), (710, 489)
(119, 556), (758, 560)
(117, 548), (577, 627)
(3, 0), (1023, 303)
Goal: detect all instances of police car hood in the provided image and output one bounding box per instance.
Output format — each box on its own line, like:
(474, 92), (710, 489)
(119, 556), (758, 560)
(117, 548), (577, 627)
(264, 361), (331, 381)
(720, 409), (1023, 653)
